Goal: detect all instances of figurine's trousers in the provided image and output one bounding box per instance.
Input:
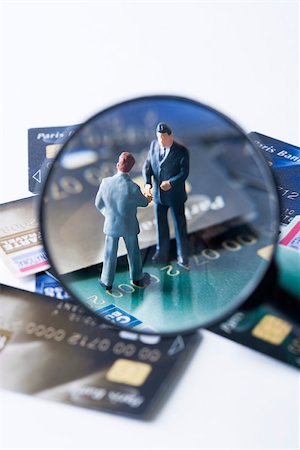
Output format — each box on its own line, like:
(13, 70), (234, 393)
(101, 234), (143, 287)
(154, 202), (188, 262)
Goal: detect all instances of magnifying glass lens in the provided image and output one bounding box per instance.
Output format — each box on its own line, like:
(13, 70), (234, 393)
(40, 96), (279, 335)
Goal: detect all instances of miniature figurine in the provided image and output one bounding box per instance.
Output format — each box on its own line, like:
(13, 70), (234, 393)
(95, 152), (151, 291)
(143, 123), (190, 269)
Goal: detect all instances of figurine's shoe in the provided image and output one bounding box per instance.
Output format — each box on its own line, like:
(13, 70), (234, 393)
(177, 259), (190, 270)
(132, 273), (151, 288)
(151, 252), (168, 264)
(99, 280), (112, 291)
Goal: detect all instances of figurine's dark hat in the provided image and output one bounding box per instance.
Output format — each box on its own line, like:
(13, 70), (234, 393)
(156, 122), (172, 135)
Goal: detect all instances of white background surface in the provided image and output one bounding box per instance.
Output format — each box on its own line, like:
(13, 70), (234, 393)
(0, 1), (299, 449)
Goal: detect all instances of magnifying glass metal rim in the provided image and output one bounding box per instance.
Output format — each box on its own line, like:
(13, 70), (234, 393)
(39, 94), (280, 337)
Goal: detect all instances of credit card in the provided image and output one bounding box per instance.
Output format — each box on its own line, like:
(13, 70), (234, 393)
(63, 222), (270, 333)
(28, 125), (79, 193)
(0, 284), (199, 419)
(208, 267), (300, 369)
(0, 196), (49, 277)
(0, 194), (65, 294)
(208, 304), (300, 369)
(249, 132), (300, 226)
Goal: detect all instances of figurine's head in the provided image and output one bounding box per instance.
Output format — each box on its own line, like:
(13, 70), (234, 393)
(117, 152), (135, 173)
(156, 122), (174, 148)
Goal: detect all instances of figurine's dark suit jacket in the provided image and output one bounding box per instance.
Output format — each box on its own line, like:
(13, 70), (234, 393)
(95, 172), (148, 286)
(143, 140), (189, 205)
(143, 140), (189, 262)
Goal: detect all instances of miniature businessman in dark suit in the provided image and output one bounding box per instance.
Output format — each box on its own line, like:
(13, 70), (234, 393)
(143, 123), (190, 269)
(95, 152), (151, 291)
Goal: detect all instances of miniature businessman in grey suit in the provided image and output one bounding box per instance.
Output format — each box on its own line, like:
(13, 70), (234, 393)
(95, 152), (151, 291)
(143, 123), (190, 269)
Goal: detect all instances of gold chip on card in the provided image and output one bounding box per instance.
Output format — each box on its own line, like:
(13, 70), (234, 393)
(252, 315), (292, 345)
(45, 143), (63, 159)
(105, 358), (152, 386)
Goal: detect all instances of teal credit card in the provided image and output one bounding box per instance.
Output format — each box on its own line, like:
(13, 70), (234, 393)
(62, 223), (269, 334)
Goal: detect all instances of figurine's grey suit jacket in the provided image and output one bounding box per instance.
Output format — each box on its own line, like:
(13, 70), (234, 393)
(95, 172), (148, 237)
(95, 172), (148, 287)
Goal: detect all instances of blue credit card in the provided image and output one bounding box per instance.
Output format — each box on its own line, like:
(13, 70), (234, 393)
(28, 124), (79, 193)
(249, 132), (300, 226)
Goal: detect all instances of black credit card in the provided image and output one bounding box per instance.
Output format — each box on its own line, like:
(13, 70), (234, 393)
(208, 263), (300, 369)
(0, 284), (200, 419)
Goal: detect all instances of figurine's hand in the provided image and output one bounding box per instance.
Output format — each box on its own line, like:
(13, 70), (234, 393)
(145, 184), (152, 195)
(146, 193), (153, 202)
(160, 180), (172, 191)
(144, 184), (152, 201)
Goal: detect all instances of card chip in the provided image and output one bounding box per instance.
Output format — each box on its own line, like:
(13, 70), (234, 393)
(106, 359), (152, 386)
(45, 144), (63, 159)
(252, 315), (292, 345)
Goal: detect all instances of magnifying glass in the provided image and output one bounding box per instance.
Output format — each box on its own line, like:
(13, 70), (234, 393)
(40, 95), (279, 335)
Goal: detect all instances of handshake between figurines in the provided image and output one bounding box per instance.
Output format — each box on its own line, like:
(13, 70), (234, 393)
(144, 183), (153, 202)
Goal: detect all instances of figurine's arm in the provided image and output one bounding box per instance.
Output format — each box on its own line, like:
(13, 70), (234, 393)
(142, 141), (155, 186)
(95, 181), (106, 215)
(134, 185), (151, 207)
(143, 143), (155, 198)
(168, 150), (189, 186)
(143, 159), (153, 186)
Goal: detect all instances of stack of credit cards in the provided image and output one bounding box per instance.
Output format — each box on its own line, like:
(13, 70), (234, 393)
(0, 126), (299, 419)
(1, 194), (298, 370)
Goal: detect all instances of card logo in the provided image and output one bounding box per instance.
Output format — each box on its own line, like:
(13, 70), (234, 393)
(96, 304), (142, 328)
(11, 248), (49, 273)
(0, 228), (42, 254)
